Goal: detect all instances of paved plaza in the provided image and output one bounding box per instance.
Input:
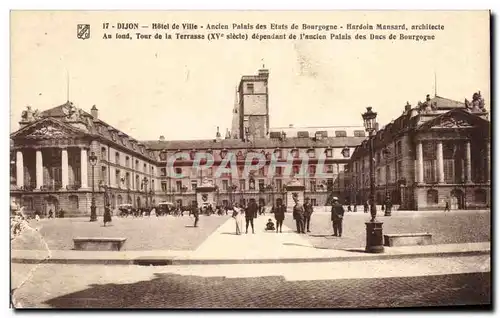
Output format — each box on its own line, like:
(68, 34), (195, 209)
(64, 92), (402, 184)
(12, 255), (490, 308)
(10, 209), (491, 308)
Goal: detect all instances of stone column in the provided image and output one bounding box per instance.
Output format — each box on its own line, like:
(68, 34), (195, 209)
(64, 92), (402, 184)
(61, 148), (69, 189)
(16, 151), (24, 188)
(36, 150), (43, 189)
(436, 141), (444, 183)
(416, 141), (424, 184)
(465, 141), (472, 183)
(80, 148), (88, 189)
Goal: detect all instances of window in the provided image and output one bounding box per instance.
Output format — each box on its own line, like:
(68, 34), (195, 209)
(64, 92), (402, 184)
(249, 178), (255, 190)
(222, 180), (229, 191)
(327, 178), (333, 191)
(135, 160), (139, 170)
(161, 182), (167, 192)
(68, 195), (79, 210)
(292, 165), (300, 175)
(258, 179), (265, 191)
(115, 152), (120, 165)
(397, 160), (403, 180)
(335, 130), (347, 137)
(258, 167), (265, 177)
(326, 165), (333, 173)
(125, 172), (130, 188)
(307, 149), (315, 158)
(175, 167), (182, 175)
(101, 166), (107, 184)
(443, 159), (454, 184)
(275, 179), (282, 191)
(246, 83), (254, 94)
(275, 167), (283, 176)
(176, 181), (182, 192)
(386, 165), (391, 183)
(115, 170), (121, 187)
(354, 130), (366, 137)
(311, 198), (317, 206)
(143, 163), (147, 173)
(396, 140), (403, 157)
(423, 160), (435, 183)
(135, 175), (139, 189)
(427, 189), (438, 204)
(206, 167), (213, 177)
(239, 179), (246, 191)
(291, 149), (299, 158)
(274, 149), (282, 159)
(125, 156), (130, 168)
(325, 149), (333, 158)
(474, 189), (487, 203)
(191, 181), (197, 191)
(160, 168), (167, 176)
(151, 166), (155, 176)
(101, 147), (107, 160)
(309, 165), (316, 176)
(310, 179), (316, 192)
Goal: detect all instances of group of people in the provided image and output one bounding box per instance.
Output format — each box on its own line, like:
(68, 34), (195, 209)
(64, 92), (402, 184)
(227, 194), (346, 237)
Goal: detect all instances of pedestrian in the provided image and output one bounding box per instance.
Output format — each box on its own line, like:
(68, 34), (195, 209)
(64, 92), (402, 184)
(192, 202), (200, 227)
(385, 196), (392, 214)
(265, 219), (276, 231)
(271, 198), (286, 233)
(245, 198), (258, 234)
(303, 197), (314, 232)
(232, 203), (244, 235)
(331, 197), (345, 237)
(444, 199), (450, 212)
(292, 194), (305, 234)
(363, 201), (369, 213)
(48, 209), (53, 219)
(103, 204), (112, 227)
(347, 204), (352, 212)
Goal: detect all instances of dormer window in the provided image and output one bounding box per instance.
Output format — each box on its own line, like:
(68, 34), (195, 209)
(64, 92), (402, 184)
(220, 149), (228, 159)
(291, 148), (299, 158)
(189, 150), (196, 160)
(341, 146), (350, 158)
(246, 83), (254, 94)
(274, 148), (282, 159)
(325, 148), (333, 158)
(307, 149), (315, 158)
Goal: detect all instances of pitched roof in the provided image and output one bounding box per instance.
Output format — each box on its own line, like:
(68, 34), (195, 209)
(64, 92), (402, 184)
(143, 136), (366, 150)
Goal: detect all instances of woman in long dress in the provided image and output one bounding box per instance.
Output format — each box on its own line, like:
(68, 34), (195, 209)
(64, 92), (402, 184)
(232, 203), (244, 235)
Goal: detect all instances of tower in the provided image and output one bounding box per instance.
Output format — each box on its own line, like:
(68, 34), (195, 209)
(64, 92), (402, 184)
(230, 87), (240, 139)
(237, 68), (270, 140)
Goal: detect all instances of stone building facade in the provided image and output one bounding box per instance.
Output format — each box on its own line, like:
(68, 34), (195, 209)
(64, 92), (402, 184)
(10, 68), (364, 216)
(346, 93), (491, 210)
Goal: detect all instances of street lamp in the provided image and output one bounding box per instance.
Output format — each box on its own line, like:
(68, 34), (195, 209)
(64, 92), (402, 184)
(229, 184), (238, 206)
(142, 177), (148, 208)
(89, 151), (98, 222)
(362, 106), (384, 253)
(382, 148), (391, 216)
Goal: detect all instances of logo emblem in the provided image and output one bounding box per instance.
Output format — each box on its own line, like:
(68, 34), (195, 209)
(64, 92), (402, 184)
(77, 24), (91, 40)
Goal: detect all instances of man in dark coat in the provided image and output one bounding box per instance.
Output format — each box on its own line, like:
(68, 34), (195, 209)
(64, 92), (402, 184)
(331, 197), (345, 237)
(271, 198), (286, 233)
(303, 197), (314, 232)
(192, 202), (199, 227)
(245, 198), (258, 234)
(292, 194), (305, 234)
(103, 204), (112, 227)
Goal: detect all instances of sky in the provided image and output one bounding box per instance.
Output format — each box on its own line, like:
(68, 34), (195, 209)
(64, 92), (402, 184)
(10, 10), (490, 141)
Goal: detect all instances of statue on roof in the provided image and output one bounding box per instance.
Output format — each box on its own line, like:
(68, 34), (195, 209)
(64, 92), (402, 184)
(465, 91), (486, 112)
(21, 105), (40, 122)
(63, 102), (83, 121)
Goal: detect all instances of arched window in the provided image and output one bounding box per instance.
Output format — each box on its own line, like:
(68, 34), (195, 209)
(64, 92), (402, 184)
(68, 195), (79, 211)
(117, 195), (123, 206)
(427, 189), (439, 204)
(474, 189), (487, 203)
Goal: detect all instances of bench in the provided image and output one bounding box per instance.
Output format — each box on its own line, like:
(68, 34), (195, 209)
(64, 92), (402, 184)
(73, 237), (127, 251)
(384, 233), (432, 247)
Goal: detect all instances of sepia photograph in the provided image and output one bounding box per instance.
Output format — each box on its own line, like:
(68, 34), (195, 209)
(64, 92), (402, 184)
(9, 10), (491, 309)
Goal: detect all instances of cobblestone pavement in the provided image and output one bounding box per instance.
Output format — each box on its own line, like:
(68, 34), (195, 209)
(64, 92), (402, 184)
(12, 255), (490, 308)
(282, 210), (490, 249)
(11, 215), (230, 251)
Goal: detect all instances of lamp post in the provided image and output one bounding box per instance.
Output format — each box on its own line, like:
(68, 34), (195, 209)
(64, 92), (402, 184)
(142, 177), (148, 208)
(362, 106), (384, 253)
(382, 148), (391, 216)
(89, 152), (98, 222)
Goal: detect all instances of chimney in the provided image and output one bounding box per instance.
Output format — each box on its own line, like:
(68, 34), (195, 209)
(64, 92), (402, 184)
(91, 105), (98, 118)
(288, 124), (294, 128)
(225, 128), (231, 139)
(405, 101), (411, 112)
(258, 68), (269, 78)
(159, 135), (165, 142)
(216, 126), (221, 141)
